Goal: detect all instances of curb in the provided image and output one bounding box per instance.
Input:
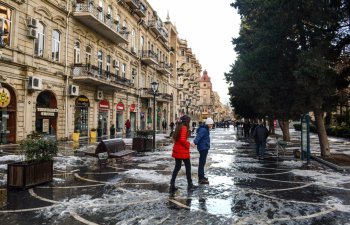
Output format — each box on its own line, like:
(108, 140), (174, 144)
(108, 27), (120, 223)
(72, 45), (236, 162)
(311, 155), (350, 172)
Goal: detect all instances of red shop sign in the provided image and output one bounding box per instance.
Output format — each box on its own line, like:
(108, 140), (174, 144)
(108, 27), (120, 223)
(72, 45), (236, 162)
(116, 102), (124, 111)
(130, 103), (136, 112)
(99, 100), (109, 110)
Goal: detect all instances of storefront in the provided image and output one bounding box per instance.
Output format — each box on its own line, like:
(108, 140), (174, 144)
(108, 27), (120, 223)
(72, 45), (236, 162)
(74, 95), (90, 137)
(129, 103), (136, 131)
(98, 99), (109, 137)
(35, 91), (57, 136)
(0, 84), (16, 144)
(116, 102), (124, 132)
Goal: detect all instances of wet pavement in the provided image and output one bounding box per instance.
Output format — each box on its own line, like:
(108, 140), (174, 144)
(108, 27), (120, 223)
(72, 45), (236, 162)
(0, 127), (350, 225)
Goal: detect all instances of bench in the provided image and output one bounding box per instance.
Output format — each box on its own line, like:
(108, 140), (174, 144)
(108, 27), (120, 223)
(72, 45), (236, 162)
(85, 138), (135, 167)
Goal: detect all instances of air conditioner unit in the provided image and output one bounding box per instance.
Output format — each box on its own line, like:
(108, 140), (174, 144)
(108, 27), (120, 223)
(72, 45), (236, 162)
(27, 28), (37, 39)
(27, 17), (38, 28)
(113, 60), (119, 68)
(28, 76), (43, 90)
(96, 90), (103, 100)
(69, 85), (79, 96)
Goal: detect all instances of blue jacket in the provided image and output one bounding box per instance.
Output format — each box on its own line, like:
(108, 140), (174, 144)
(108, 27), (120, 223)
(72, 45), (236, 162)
(194, 124), (210, 151)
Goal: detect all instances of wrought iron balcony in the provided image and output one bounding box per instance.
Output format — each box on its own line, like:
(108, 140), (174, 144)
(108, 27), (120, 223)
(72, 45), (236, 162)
(159, 28), (169, 42)
(157, 93), (173, 102)
(125, 0), (139, 9)
(72, 64), (131, 90)
(156, 62), (171, 75)
(73, 4), (128, 44)
(148, 20), (163, 36)
(135, 1), (147, 17)
(140, 50), (158, 65)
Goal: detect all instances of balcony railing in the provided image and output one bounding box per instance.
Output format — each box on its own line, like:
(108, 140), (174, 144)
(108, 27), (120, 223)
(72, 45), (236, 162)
(73, 4), (128, 44)
(135, 2), (147, 17)
(125, 0), (139, 9)
(140, 50), (158, 65)
(72, 64), (131, 88)
(148, 20), (163, 36)
(157, 62), (172, 75)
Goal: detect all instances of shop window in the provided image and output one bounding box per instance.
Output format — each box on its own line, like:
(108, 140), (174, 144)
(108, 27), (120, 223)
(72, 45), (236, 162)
(0, 5), (12, 47)
(34, 22), (45, 57)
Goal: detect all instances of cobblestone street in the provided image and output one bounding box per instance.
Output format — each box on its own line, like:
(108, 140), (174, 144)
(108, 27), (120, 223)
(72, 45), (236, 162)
(0, 127), (350, 225)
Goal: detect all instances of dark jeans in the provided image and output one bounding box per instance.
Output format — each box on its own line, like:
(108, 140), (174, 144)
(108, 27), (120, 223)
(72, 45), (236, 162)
(255, 141), (266, 157)
(198, 150), (209, 180)
(170, 158), (192, 185)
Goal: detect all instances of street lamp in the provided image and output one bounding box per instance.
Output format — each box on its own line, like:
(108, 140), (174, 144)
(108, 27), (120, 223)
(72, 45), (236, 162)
(185, 99), (191, 115)
(151, 81), (159, 150)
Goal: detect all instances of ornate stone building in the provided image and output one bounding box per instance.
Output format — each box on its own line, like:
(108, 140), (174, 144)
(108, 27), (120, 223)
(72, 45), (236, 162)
(0, 0), (205, 143)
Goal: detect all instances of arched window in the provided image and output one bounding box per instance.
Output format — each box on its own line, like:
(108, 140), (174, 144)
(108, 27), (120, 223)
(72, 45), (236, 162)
(0, 5), (12, 47)
(115, 15), (120, 32)
(106, 55), (111, 72)
(85, 46), (91, 64)
(97, 50), (103, 75)
(107, 5), (112, 20)
(35, 22), (45, 57)
(74, 40), (80, 64)
(52, 29), (60, 61)
(131, 28), (135, 50)
(98, 0), (104, 21)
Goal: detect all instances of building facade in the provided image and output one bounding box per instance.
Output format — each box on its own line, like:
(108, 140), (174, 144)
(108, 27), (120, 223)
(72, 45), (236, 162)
(0, 0), (214, 143)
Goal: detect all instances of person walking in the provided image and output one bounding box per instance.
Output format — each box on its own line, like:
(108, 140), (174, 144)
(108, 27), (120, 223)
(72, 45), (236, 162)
(252, 120), (269, 159)
(170, 121), (175, 131)
(170, 115), (196, 192)
(162, 119), (167, 131)
(125, 119), (131, 138)
(193, 117), (214, 185)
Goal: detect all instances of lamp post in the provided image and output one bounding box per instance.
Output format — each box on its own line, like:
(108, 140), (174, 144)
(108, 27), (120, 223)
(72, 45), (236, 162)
(185, 99), (191, 115)
(151, 81), (159, 150)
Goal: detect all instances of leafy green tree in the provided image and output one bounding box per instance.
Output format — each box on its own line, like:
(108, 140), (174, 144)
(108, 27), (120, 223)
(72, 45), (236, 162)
(227, 0), (350, 156)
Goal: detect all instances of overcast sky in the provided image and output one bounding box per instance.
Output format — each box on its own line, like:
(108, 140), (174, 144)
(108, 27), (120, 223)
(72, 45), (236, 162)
(147, 0), (241, 105)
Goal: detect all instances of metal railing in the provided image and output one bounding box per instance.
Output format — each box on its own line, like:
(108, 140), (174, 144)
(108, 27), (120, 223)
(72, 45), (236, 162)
(72, 64), (131, 86)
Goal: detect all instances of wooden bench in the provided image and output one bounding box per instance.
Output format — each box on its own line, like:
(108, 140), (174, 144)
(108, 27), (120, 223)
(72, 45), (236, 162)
(85, 139), (135, 167)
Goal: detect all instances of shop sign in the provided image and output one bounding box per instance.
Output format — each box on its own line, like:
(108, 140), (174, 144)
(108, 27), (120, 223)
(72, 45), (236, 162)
(99, 100), (109, 110)
(37, 107), (58, 117)
(116, 102), (124, 111)
(130, 103), (136, 112)
(0, 88), (10, 108)
(75, 96), (90, 107)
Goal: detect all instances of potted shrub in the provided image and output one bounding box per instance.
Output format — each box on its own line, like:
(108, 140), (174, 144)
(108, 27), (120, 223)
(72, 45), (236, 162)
(72, 130), (80, 142)
(90, 128), (97, 139)
(132, 130), (153, 152)
(7, 136), (58, 189)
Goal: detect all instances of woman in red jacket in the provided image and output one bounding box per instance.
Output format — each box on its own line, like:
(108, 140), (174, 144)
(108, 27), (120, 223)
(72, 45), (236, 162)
(170, 115), (196, 192)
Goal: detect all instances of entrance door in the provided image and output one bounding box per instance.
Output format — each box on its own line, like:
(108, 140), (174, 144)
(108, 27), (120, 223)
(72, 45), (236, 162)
(98, 112), (108, 136)
(0, 85), (16, 144)
(130, 112), (136, 131)
(75, 108), (88, 136)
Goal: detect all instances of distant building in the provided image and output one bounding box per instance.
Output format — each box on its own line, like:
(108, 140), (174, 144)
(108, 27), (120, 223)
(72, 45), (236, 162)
(0, 0), (228, 143)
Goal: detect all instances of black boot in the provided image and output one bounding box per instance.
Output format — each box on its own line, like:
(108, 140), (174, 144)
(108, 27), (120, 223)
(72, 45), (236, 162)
(169, 182), (178, 192)
(187, 182), (197, 190)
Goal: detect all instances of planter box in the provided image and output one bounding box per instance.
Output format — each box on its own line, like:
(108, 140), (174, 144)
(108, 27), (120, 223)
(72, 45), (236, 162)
(72, 132), (80, 142)
(7, 160), (53, 189)
(90, 131), (97, 139)
(132, 137), (153, 152)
